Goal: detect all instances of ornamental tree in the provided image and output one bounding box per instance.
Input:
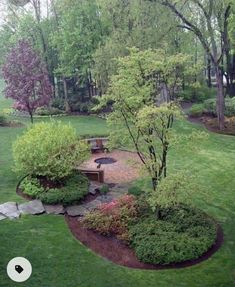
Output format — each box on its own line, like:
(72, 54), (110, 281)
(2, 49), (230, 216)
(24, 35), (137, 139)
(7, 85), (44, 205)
(2, 40), (52, 123)
(96, 48), (185, 191)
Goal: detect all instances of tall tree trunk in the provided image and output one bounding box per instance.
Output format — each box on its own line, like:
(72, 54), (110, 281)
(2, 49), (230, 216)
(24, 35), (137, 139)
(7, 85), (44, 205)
(215, 67), (225, 130)
(63, 77), (71, 113)
(207, 58), (212, 88)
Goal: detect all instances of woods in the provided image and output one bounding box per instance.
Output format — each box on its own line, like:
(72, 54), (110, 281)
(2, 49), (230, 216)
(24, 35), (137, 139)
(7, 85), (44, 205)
(0, 0), (235, 129)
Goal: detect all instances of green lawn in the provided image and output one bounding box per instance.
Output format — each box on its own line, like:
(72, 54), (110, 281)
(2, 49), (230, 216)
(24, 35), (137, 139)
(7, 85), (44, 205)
(0, 92), (235, 286)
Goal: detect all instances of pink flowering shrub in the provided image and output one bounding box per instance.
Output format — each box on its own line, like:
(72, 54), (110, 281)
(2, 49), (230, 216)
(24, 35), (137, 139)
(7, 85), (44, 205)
(83, 195), (138, 242)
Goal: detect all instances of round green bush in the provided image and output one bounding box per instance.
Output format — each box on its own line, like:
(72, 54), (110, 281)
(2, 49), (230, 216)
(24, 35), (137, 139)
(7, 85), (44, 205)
(20, 172), (89, 205)
(128, 186), (143, 197)
(189, 104), (204, 117)
(13, 121), (90, 180)
(129, 205), (217, 265)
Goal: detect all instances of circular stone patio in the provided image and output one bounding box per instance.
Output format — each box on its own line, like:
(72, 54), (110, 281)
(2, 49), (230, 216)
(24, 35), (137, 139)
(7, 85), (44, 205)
(80, 149), (142, 183)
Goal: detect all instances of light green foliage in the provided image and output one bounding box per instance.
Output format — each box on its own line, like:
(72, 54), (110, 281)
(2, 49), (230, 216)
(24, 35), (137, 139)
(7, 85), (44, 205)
(96, 48), (186, 190)
(13, 121), (90, 179)
(20, 176), (44, 197)
(189, 103), (205, 117)
(146, 172), (202, 211)
(51, 0), (104, 78)
(190, 97), (235, 117)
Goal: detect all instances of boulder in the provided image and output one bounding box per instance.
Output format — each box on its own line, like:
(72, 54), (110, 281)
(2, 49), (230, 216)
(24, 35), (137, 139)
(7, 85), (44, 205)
(89, 182), (101, 195)
(0, 202), (20, 219)
(0, 214), (7, 221)
(97, 194), (114, 203)
(66, 205), (88, 217)
(18, 200), (45, 215)
(83, 199), (102, 211)
(44, 205), (65, 215)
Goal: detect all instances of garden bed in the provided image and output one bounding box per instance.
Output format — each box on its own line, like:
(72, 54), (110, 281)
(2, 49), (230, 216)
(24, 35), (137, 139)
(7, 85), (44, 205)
(188, 115), (235, 136)
(16, 172), (90, 206)
(66, 215), (223, 270)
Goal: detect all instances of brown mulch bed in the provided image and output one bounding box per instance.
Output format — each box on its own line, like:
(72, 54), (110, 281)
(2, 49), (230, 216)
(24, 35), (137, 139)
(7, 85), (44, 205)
(65, 216), (224, 270)
(188, 115), (235, 136)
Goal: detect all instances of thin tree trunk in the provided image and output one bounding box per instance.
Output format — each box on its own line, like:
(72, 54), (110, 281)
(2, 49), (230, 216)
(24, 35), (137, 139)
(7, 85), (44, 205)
(215, 67), (225, 130)
(29, 112), (33, 123)
(63, 77), (71, 113)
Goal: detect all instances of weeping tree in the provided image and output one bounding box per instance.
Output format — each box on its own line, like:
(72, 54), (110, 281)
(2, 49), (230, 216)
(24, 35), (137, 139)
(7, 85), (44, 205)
(2, 40), (52, 123)
(96, 48), (188, 191)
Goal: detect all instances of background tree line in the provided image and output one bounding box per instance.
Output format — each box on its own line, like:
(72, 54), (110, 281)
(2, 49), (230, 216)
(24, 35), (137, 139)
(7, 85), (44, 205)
(0, 0), (235, 128)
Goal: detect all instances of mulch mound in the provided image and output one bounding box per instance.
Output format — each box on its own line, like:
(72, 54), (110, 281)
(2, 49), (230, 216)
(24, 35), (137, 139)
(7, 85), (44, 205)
(188, 115), (235, 136)
(65, 216), (224, 270)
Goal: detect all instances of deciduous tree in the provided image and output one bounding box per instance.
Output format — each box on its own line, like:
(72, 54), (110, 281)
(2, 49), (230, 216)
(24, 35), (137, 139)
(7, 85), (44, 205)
(2, 40), (52, 122)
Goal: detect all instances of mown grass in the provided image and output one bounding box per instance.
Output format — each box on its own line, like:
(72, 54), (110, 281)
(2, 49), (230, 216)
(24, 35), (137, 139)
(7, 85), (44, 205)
(0, 89), (235, 286)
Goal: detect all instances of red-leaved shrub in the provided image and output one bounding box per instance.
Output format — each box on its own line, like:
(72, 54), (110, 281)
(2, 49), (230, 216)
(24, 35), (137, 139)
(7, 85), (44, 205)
(83, 195), (138, 242)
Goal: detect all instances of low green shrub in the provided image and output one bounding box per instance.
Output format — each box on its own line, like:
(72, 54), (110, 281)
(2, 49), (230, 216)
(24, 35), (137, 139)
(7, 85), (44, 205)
(90, 97), (100, 105)
(35, 107), (65, 116)
(128, 186), (143, 197)
(51, 98), (65, 110)
(100, 184), (109, 195)
(129, 205), (217, 265)
(20, 172), (89, 205)
(181, 86), (216, 103)
(13, 121), (90, 180)
(203, 97), (235, 117)
(20, 176), (44, 197)
(225, 97), (235, 117)
(188, 104), (205, 117)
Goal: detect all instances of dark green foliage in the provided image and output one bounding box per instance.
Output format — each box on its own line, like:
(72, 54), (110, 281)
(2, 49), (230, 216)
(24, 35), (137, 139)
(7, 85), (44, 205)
(51, 98), (65, 110)
(20, 172), (89, 205)
(129, 205), (217, 265)
(70, 101), (97, 114)
(128, 186), (143, 197)
(188, 104), (205, 117)
(0, 114), (7, 126)
(181, 86), (216, 103)
(192, 97), (235, 117)
(35, 107), (65, 116)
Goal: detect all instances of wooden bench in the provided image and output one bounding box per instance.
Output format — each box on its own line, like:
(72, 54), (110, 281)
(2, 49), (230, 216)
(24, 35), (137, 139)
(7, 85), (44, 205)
(87, 138), (109, 154)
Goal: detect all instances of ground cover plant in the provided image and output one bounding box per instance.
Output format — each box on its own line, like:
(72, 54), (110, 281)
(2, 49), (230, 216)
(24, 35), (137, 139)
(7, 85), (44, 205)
(129, 205), (217, 265)
(19, 171), (89, 205)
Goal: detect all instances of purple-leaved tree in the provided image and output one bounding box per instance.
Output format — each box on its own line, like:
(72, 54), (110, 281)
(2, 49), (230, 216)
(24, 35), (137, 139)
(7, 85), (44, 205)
(2, 40), (53, 123)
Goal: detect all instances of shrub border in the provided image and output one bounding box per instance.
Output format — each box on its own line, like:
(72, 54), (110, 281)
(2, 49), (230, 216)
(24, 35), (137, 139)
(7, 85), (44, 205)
(66, 215), (223, 270)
